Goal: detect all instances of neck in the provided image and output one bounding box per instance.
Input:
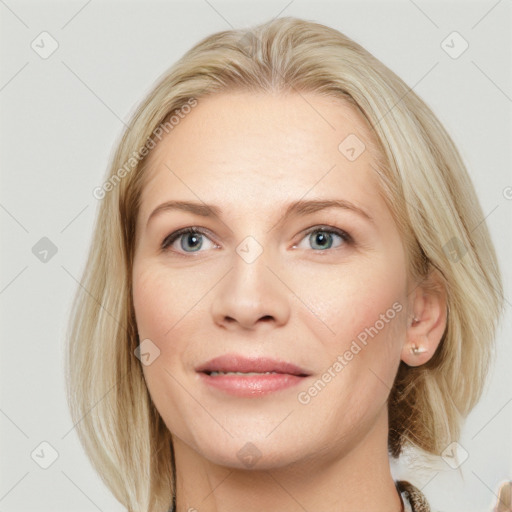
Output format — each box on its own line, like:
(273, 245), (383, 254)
(172, 411), (402, 512)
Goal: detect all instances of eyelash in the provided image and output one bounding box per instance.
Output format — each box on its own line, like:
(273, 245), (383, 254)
(160, 225), (353, 255)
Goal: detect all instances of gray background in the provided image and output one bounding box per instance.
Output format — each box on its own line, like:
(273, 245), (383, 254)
(0, 0), (510, 510)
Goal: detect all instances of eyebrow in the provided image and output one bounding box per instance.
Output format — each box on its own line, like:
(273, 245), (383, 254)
(146, 198), (374, 228)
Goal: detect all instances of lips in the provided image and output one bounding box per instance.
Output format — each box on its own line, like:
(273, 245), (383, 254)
(196, 354), (311, 397)
(195, 354), (310, 377)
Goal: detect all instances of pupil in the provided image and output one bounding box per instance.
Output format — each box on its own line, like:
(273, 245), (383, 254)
(313, 231), (331, 249)
(184, 233), (201, 251)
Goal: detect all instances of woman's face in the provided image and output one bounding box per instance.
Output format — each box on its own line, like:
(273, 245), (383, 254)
(132, 91), (411, 470)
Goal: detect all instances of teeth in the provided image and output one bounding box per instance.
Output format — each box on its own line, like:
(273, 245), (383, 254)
(209, 371), (278, 376)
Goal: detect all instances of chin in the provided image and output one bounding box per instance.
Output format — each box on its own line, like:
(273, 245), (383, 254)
(179, 429), (308, 471)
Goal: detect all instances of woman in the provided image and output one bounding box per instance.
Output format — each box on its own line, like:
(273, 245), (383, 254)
(66, 17), (504, 512)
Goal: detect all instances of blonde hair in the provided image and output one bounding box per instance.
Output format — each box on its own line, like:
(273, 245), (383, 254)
(65, 16), (504, 512)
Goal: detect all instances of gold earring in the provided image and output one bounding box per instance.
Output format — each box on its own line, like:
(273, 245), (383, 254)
(410, 344), (427, 355)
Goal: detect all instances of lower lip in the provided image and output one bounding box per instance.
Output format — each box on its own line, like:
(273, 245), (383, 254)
(198, 372), (307, 397)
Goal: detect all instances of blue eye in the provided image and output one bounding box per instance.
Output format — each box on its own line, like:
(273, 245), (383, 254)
(297, 226), (352, 251)
(161, 228), (216, 253)
(161, 226), (352, 255)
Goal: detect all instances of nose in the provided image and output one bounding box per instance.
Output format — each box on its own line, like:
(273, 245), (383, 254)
(210, 245), (291, 331)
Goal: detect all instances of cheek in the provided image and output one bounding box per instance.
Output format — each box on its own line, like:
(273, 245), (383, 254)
(132, 263), (198, 341)
(296, 255), (407, 353)
(131, 264), (188, 388)
(291, 249), (408, 422)
(132, 262), (212, 379)
(132, 265), (191, 432)
(336, 273), (405, 350)
(132, 268), (165, 340)
(293, 267), (407, 437)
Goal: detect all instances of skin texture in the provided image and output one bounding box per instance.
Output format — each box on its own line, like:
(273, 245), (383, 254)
(132, 91), (447, 512)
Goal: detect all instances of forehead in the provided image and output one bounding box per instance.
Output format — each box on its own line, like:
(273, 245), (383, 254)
(138, 91), (385, 223)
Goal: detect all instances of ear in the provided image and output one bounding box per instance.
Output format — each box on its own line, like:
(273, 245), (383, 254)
(401, 269), (448, 367)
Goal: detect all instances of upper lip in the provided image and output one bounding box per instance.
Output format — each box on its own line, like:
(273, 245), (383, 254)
(196, 354), (310, 376)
